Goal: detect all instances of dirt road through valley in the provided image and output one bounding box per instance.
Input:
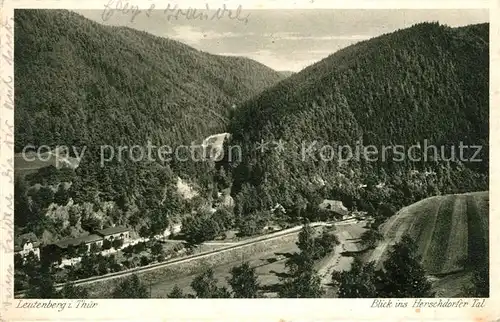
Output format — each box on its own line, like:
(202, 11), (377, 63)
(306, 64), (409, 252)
(316, 221), (367, 296)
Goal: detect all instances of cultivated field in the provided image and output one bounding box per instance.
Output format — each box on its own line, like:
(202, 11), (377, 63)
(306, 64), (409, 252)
(369, 191), (489, 296)
(372, 191), (488, 275)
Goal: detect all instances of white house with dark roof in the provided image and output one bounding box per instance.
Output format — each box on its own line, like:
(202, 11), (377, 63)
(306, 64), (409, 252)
(14, 232), (40, 258)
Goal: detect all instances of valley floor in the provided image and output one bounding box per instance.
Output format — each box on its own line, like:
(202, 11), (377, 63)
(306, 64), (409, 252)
(148, 220), (368, 298)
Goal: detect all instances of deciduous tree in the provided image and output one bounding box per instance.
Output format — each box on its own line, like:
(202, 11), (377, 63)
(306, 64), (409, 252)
(191, 268), (230, 298)
(111, 238), (124, 250)
(112, 274), (149, 298)
(360, 229), (384, 249)
(59, 283), (90, 298)
(335, 259), (379, 298)
(167, 285), (185, 298)
(278, 222), (324, 298)
(378, 235), (433, 297)
(228, 262), (259, 298)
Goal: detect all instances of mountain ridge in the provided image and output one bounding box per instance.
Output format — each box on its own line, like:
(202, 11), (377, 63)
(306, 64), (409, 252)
(14, 9), (283, 152)
(13, 9), (283, 238)
(228, 21), (489, 217)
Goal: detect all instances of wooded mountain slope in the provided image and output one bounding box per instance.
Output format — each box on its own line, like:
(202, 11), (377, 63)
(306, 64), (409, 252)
(13, 9), (283, 238)
(14, 9), (283, 151)
(228, 22), (489, 216)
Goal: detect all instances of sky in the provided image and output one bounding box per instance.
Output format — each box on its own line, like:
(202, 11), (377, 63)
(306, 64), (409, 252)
(76, 9), (489, 72)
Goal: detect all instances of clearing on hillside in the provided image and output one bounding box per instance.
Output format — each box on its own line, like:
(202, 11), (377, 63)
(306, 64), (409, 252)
(15, 150), (80, 177)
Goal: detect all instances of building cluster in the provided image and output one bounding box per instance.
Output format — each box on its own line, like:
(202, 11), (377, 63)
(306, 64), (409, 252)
(53, 226), (130, 253)
(14, 226), (131, 261)
(14, 232), (41, 259)
(318, 199), (353, 220)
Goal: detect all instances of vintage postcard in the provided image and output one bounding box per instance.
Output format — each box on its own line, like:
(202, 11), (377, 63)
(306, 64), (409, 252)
(0, 0), (498, 321)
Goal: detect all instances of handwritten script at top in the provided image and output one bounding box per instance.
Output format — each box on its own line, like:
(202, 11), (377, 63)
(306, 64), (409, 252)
(102, 1), (250, 24)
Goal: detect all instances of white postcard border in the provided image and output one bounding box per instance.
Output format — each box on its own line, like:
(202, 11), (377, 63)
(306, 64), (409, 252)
(1, 0), (498, 321)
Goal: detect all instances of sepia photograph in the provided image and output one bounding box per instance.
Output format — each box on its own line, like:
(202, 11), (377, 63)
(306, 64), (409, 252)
(10, 6), (489, 302)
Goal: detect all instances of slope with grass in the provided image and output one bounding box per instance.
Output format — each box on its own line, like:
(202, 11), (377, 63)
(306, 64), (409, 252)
(15, 148), (80, 177)
(372, 191), (489, 276)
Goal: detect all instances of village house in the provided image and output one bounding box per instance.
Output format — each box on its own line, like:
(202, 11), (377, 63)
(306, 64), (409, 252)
(271, 203), (286, 215)
(352, 210), (369, 220)
(14, 233), (41, 259)
(318, 199), (350, 220)
(48, 227), (130, 259)
(54, 234), (104, 253)
(96, 226), (130, 242)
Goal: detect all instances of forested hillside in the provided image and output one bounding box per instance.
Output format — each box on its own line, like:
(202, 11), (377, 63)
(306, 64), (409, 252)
(14, 9), (283, 240)
(228, 22), (489, 219)
(14, 12), (489, 247)
(15, 9), (283, 150)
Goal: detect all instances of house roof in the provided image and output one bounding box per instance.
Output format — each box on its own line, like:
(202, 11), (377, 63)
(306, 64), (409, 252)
(271, 203), (286, 213)
(96, 226), (129, 236)
(318, 199), (349, 216)
(54, 234), (103, 248)
(14, 232), (40, 251)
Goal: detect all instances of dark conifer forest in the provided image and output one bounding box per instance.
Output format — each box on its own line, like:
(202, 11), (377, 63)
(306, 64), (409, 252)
(229, 22), (489, 217)
(14, 9), (284, 238)
(15, 10), (284, 150)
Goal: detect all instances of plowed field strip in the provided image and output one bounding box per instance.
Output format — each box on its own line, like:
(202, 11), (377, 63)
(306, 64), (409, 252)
(441, 195), (468, 273)
(422, 195), (456, 274)
(406, 199), (441, 258)
(418, 196), (447, 269)
(466, 195), (488, 266)
(370, 198), (427, 267)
